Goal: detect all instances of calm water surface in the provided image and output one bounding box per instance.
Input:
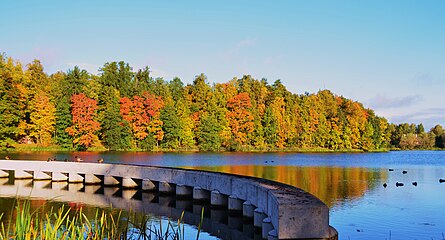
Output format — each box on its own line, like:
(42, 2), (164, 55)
(2, 151), (445, 240)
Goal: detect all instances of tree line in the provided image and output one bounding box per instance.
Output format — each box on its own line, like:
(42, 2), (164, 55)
(0, 54), (443, 151)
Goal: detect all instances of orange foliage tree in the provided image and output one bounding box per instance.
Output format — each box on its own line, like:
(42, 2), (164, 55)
(120, 92), (164, 147)
(226, 92), (254, 146)
(66, 94), (100, 150)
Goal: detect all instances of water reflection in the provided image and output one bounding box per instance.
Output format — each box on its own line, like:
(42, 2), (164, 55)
(0, 179), (258, 240)
(183, 165), (386, 208)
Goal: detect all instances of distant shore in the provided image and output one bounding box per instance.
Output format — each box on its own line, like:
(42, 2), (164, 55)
(1, 143), (397, 153)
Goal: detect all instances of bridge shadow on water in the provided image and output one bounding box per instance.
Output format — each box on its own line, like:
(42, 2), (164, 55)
(0, 177), (260, 240)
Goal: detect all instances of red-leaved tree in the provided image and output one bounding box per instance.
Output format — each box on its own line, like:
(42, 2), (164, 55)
(66, 94), (100, 150)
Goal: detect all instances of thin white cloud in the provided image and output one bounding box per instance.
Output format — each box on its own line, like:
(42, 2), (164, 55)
(367, 94), (423, 109)
(388, 108), (445, 129)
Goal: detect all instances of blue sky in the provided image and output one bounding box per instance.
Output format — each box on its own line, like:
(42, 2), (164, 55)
(1, 0), (444, 129)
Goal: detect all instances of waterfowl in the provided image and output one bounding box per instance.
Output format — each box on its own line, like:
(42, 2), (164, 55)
(396, 182), (404, 187)
(4, 156), (10, 160)
(439, 179), (445, 183)
(383, 183), (387, 188)
(97, 158), (104, 163)
(389, 169), (394, 171)
(402, 170), (408, 174)
(412, 182), (417, 186)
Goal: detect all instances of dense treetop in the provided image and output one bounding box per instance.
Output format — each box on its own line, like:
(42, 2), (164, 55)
(0, 54), (443, 151)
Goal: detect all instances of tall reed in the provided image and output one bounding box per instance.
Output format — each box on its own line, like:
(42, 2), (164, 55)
(0, 200), (199, 240)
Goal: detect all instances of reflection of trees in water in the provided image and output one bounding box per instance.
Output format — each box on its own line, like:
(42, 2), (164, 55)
(184, 165), (387, 208)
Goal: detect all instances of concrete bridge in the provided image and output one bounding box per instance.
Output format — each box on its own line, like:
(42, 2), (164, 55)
(0, 160), (337, 240)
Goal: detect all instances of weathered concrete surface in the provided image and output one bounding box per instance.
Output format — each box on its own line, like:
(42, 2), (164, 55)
(193, 187), (210, 201)
(211, 190), (228, 206)
(142, 179), (156, 191)
(0, 169), (9, 178)
(0, 160), (337, 239)
(85, 174), (101, 184)
(176, 184), (193, 197)
(243, 200), (255, 218)
(159, 181), (174, 193)
(34, 171), (52, 180)
(254, 208), (267, 228)
(262, 217), (274, 239)
(104, 175), (120, 186)
(122, 177), (138, 188)
(228, 195), (243, 211)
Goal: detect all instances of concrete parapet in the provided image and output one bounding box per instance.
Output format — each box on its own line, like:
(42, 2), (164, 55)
(176, 184), (193, 197)
(193, 187), (210, 201)
(242, 201), (255, 218)
(228, 195), (243, 212)
(262, 217), (273, 239)
(211, 190), (228, 207)
(268, 188), (330, 239)
(85, 174), (102, 184)
(159, 181), (174, 193)
(104, 175), (120, 186)
(254, 208), (267, 228)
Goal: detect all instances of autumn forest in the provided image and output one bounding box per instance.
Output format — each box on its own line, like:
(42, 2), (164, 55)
(0, 54), (444, 152)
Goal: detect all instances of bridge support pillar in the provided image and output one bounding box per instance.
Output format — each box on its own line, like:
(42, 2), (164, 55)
(159, 181), (174, 193)
(104, 175), (120, 186)
(122, 177), (138, 189)
(176, 184), (193, 197)
(14, 170), (33, 179)
(228, 195), (243, 212)
(142, 179), (156, 191)
(211, 190), (228, 207)
(0, 170), (9, 178)
(68, 173), (84, 183)
(254, 208), (267, 228)
(262, 217), (274, 239)
(52, 172), (68, 182)
(193, 187), (210, 201)
(243, 201), (255, 218)
(33, 171), (52, 180)
(85, 174), (102, 185)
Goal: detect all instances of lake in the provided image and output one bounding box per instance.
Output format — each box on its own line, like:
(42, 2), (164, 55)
(1, 150), (445, 239)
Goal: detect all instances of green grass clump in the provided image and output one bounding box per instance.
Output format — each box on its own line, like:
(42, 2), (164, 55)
(0, 200), (199, 240)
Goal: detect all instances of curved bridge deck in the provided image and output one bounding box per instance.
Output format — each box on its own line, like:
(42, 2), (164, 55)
(0, 160), (337, 240)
